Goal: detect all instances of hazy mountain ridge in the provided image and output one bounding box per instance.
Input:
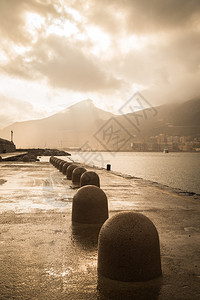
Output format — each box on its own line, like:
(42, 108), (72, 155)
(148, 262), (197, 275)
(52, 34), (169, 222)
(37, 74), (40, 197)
(105, 97), (200, 142)
(0, 99), (115, 148)
(0, 97), (200, 149)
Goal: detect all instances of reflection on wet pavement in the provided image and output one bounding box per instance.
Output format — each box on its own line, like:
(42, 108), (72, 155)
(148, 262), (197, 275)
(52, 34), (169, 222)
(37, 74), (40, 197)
(0, 160), (200, 299)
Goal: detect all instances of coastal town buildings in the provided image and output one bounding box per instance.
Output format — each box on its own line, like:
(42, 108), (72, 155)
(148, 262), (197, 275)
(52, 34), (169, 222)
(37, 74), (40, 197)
(130, 134), (200, 152)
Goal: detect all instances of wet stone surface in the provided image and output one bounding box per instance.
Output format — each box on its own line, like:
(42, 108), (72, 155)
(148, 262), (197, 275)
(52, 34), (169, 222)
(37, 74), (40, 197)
(0, 160), (200, 299)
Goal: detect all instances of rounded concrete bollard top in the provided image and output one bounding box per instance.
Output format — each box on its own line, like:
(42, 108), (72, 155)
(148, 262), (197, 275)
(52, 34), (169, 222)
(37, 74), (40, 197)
(62, 162), (72, 175)
(57, 159), (63, 170)
(72, 167), (87, 187)
(55, 159), (61, 168)
(22, 155), (30, 162)
(72, 185), (108, 224)
(54, 158), (60, 167)
(66, 164), (78, 180)
(59, 160), (66, 172)
(57, 160), (64, 169)
(29, 154), (37, 161)
(98, 212), (162, 282)
(80, 171), (100, 187)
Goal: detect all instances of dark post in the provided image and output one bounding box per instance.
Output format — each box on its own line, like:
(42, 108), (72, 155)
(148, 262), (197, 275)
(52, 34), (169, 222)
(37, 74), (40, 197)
(106, 164), (111, 171)
(11, 130), (13, 143)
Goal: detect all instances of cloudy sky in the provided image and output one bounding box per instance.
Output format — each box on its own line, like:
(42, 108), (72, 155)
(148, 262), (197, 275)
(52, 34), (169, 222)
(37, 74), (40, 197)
(0, 0), (200, 128)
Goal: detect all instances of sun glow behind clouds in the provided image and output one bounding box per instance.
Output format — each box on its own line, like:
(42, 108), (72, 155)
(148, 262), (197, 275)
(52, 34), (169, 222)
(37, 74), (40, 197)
(0, 49), (9, 63)
(0, 0), (199, 131)
(46, 19), (79, 37)
(86, 26), (112, 55)
(65, 6), (82, 21)
(119, 34), (152, 53)
(46, 16), (112, 56)
(14, 45), (31, 55)
(25, 12), (45, 40)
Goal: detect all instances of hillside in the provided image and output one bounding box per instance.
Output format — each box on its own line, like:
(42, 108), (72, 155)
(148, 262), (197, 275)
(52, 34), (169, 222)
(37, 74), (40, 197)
(114, 97), (200, 139)
(0, 97), (200, 149)
(0, 99), (114, 148)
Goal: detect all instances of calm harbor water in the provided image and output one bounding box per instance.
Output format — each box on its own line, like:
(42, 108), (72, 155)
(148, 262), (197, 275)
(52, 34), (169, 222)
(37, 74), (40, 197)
(70, 152), (200, 194)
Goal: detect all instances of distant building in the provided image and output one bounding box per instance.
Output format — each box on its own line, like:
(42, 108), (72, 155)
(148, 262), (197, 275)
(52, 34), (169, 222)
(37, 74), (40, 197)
(178, 142), (193, 152)
(0, 138), (16, 153)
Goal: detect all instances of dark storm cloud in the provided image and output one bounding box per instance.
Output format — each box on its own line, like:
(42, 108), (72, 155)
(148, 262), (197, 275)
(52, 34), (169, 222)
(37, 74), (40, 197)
(0, 0), (200, 106)
(35, 36), (124, 91)
(123, 0), (200, 32)
(161, 31), (200, 73)
(68, 0), (200, 102)
(114, 30), (200, 82)
(2, 35), (124, 92)
(73, 0), (200, 33)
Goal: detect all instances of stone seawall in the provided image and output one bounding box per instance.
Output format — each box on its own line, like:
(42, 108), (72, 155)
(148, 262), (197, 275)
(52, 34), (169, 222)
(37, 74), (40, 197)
(0, 138), (16, 153)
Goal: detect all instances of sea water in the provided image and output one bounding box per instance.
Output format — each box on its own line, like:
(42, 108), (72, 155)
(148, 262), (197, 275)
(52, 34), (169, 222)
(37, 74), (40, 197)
(70, 152), (200, 194)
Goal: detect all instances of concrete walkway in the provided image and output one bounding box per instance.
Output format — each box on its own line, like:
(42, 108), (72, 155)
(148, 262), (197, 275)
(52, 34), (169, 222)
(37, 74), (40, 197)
(0, 160), (199, 299)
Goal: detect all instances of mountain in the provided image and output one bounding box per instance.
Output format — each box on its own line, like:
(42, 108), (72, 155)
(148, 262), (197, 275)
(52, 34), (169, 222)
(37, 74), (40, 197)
(0, 97), (200, 150)
(112, 96), (200, 140)
(0, 99), (114, 148)
(124, 97), (200, 138)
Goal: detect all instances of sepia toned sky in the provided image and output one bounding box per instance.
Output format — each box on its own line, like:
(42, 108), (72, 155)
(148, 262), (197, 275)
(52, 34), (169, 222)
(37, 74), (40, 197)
(0, 0), (200, 128)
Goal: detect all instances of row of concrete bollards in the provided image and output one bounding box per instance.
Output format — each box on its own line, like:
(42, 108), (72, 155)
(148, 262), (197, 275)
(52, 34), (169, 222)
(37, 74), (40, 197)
(49, 156), (162, 295)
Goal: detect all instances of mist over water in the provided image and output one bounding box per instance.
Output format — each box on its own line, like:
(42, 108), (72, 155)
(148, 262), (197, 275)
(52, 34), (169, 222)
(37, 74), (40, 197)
(70, 152), (200, 194)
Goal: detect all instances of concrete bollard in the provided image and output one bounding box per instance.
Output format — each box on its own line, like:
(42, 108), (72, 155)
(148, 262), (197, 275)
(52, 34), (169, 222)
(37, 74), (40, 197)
(55, 158), (60, 167)
(57, 160), (64, 169)
(52, 157), (57, 166)
(22, 155), (30, 162)
(59, 160), (66, 172)
(72, 185), (108, 225)
(62, 162), (72, 175)
(66, 164), (78, 180)
(71, 224), (101, 250)
(55, 159), (62, 168)
(72, 167), (87, 188)
(98, 212), (162, 283)
(80, 171), (100, 187)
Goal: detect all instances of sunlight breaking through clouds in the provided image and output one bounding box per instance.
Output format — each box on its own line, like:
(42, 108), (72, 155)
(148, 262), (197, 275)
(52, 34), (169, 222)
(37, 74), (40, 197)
(0, 0), (200, 128)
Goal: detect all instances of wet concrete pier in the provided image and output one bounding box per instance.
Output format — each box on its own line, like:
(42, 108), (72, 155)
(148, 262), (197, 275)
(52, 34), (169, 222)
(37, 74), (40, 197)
(0, 159), (200, 299)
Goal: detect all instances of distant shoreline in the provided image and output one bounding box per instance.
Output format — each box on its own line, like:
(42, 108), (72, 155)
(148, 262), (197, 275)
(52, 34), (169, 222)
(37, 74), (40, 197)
(67, 149), (200, 153)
